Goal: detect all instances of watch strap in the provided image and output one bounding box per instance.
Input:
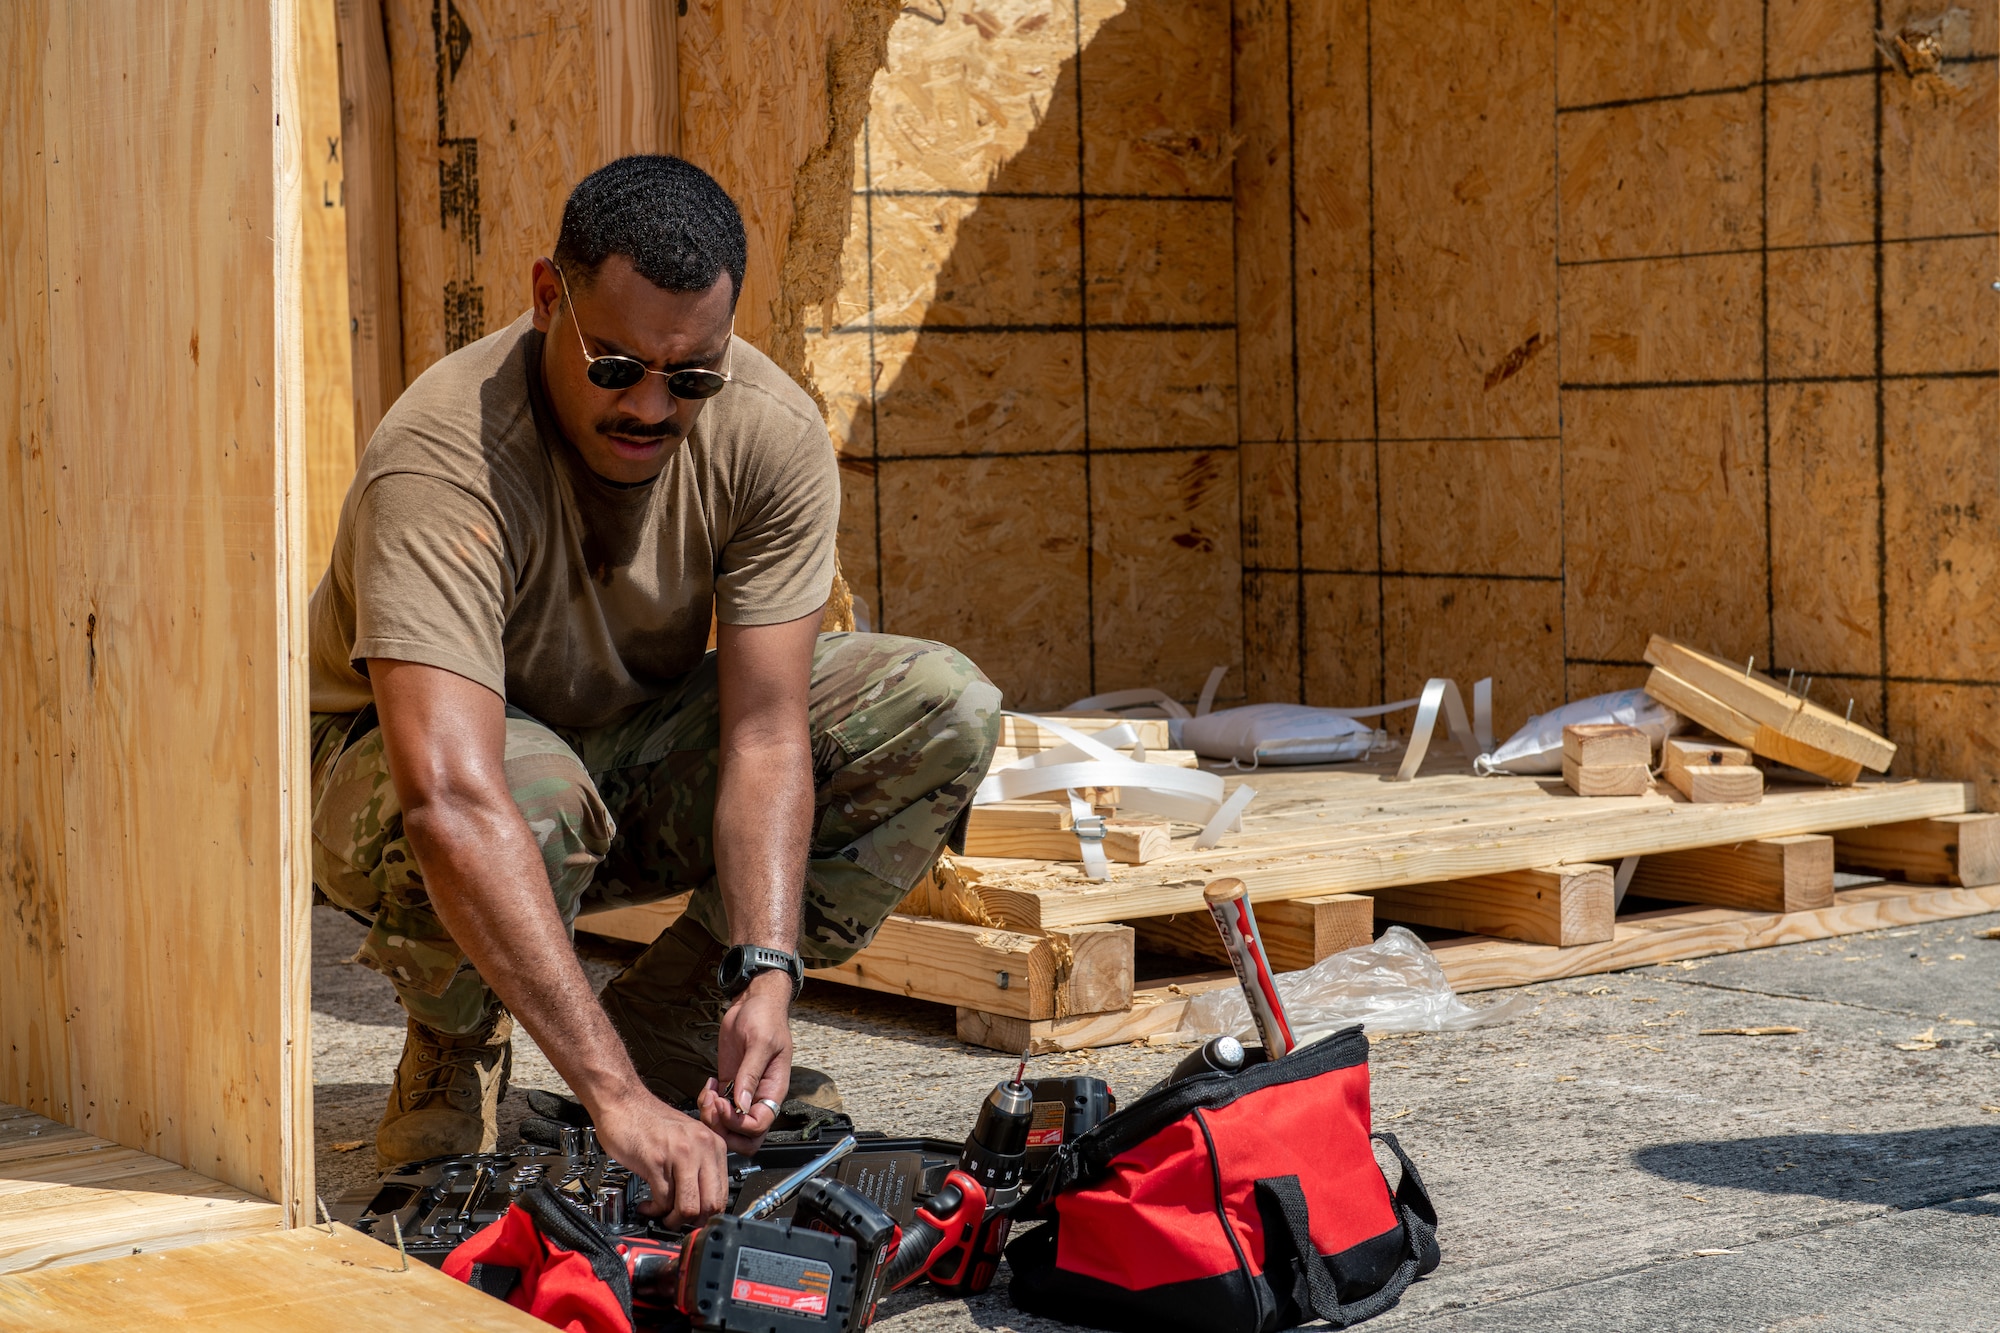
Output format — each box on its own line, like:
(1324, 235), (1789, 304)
(719, 944), (804, 999)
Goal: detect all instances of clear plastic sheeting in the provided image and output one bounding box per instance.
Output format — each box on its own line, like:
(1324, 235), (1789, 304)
(1181, 926), (1534, 1043)
(1474, 688), (1682, 776)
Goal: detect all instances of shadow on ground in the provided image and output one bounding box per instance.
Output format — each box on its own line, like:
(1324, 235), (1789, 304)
(1633, 1125), (2000, 1208)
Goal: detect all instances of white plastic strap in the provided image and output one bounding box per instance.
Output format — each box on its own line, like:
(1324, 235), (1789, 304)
(1195, 784), (1257, 849)
(1070, 791), (1110, 881)
(1060, 687), (1192, 719)
(1391, 678), (1494, 782)
(1195, 665), (1228, 717)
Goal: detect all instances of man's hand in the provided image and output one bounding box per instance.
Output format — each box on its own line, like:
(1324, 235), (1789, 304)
(592, 1088), (732, 1223)
(699, 970), (794, 1152)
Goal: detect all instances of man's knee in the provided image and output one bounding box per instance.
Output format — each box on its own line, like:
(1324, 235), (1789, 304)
(498, 728), (615, 904)
(885, 639), (1003, 767)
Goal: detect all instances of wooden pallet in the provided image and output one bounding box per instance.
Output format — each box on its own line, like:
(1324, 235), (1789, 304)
(577, 760), (1999, 1052)
(0, 1102), (282, 1276)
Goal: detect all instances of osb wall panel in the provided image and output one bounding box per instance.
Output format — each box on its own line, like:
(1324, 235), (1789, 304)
(1240, 0), (1998, 804)
(808, 0), (1243, 710)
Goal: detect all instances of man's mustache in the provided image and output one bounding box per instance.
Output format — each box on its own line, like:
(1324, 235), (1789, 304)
(596, 415), (680, 441)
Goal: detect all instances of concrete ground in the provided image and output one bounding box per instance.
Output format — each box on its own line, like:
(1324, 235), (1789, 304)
(312, 906), (2000, 1331)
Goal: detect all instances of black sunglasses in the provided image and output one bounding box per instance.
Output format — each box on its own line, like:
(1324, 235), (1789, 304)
(553, 263), (734, 399)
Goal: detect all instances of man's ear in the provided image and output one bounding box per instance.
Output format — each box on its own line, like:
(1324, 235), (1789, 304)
(529, 257), (563, 332)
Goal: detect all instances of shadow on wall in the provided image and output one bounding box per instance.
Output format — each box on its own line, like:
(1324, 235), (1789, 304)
(837, 0), (1241, 713)
(1633, 1126), (2000, 1210)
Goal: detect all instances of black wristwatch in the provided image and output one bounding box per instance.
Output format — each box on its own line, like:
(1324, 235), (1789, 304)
(716, 944), (805, 1000)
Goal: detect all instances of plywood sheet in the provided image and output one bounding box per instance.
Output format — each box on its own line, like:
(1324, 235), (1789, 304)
(862, 194), (1081, 328)
(877, 455), (1090, 709)
(1230, 0), (1294, 445)
(1372, 0), (1558, 439)
(1555, 0), (1762, 108)
(1559, 89), (1761, 262)
(1298, 440), (1379, 572)
(1302, 573), (1381, 708)
(1291, 0), (1374, 443)
(1240, 441), (1301, 570)
(1882, 377), (2000, 682)
(1382, 576), (1563, 740)
(872, 330), (1085, 455)
(1078, 0), (1232, 196)
(4, 0), (311, 1214)
(1083, 199), (1235, 324)
(1768, 382), (1881, 678)
(1244, 571), (1302, 703)
(1766, 74), (1875, 248)
(1561, 386), (1766, 663)
(1880, 48), (1998, 240)
(1767, 243), (1875, 378)
(1089, 450), (1243, 700)
(1889, 683), (2000, 814)
(1768, 0), (1878, 79)
(1560, 253), (1762, 384)
(1883, 235), (2000, 376)
(1087, 329), (1236, 448)
(301, 0), (357, 582)
(1377, 440), (1560, 577)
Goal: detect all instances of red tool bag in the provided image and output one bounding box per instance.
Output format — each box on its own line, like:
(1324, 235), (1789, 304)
(442, 1179), (640, 1333)
(1005, 1027), (1439, 1332)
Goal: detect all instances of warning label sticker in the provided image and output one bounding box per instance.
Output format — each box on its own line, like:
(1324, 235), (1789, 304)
(1026, 1100), (1066, 1148)
(731, 1246), (833, 1316)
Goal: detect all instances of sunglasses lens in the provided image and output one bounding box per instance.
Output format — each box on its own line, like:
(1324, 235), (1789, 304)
(587, 356), (647, 391)
(665, 369), (729, 400)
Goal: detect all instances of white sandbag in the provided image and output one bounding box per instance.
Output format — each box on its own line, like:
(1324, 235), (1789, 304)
(1173, 703), (1387, 766)
(1474, 688), (1681, 776)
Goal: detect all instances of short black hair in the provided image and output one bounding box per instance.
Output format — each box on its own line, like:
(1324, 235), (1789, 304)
(552, 155), (746, 303)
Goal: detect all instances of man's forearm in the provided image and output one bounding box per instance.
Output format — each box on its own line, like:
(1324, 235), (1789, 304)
(405, 794), (647, 1112)
(710, 736), (813, 951)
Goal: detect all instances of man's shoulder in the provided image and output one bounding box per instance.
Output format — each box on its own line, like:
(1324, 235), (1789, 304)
(359, 314), (546, 495)
(702, 337), (828, 445)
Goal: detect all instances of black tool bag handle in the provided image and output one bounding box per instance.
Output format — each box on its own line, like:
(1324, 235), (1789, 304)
(1251, 1132), (1438, 1329)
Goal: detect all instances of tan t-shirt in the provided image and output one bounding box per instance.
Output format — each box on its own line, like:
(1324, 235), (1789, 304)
(308, 312), (838, 730)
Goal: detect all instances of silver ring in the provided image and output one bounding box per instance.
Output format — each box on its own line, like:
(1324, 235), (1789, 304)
(755, 1097), (783, 1116)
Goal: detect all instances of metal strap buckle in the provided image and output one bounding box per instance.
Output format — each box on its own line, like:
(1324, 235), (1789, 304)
(1073, 813), (1107, 843)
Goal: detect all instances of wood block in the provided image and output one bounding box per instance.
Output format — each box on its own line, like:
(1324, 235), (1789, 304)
(1561, 757), (1651, 797)
(1669, 764), (1764, 804)
(0, 1224), (547, 1330)
(1834, 814), (2000, 888)
(997, 713), (1176, 753)
(1645, 667), (1865, 784)
(1369, 865), (1616, 946)
(1563, 723), (1650, 768)
(1644, 636), (1895, 770)
(1049, 923), (1137, 1017)
(1132, 894), (1374, 972)
(1663, 735), (1753, 779)
(1628, 835), (1835, 912)
(804, 914), (1132, 1021)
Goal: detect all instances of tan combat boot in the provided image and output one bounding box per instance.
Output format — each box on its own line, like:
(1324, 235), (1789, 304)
(599, 913), (844, 1116)
(375, 1010), (514, 1169)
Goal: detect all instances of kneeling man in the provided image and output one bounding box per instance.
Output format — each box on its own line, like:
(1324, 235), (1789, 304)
(307, 155), (998, 1220)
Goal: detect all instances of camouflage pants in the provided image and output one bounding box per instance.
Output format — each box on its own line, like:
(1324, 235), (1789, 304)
(310, 633), (1001, 1034)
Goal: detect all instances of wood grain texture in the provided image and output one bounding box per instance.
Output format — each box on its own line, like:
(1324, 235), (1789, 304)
(1558, 89), (1761, 262)
(1559, 252), (1762, 384)
(1133, 894), (1373, 972)
(1882, 378), (2000, 685)
(0, 1222), (548, 1329)
(1376, 440), (1560, 578)
(1371, 865), (1615, 947)
(1382, 575), (1563, 742)
(1666, 764), (1764, 804)
(1645, 636), (1897, 770)
(1290, 0), (1373, 442)
(302, 0), (357, 581)
(960, 762), (1968, 929)
(0, 1104), (281, 1277)
(1230, 0), (1295, 445)
(1833, 813), (2000, 888)
(1767, 245), (1875, 379)
(1766, 75), (1874, 248)
(1644, 668), (1867, 785)
(1630, 834), (1834, 913)
(1561, 759), (1652, 798)
(333, 0), (403, 451)
(1554, 0), (1761, 107)
(3, 0), (312, 1215)
(1564, 724), (1650, 768)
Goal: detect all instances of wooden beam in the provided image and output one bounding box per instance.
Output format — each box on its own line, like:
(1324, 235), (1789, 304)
(1672, 764), (1763, 804)
(805, 914), (1131, 1021)
(0, 1223), (549, 1329)
(955, 882), (2000, 1052)
(1644, 637), (1895, 771)
(1834, 813), (2000, 887)
(332, 0), (403, 452)
(1628, 835), (1834, 912)
(300, 0), (356, 579)
(962, 807), (1169, 864)
(1133, 894), (1373, 971)
(997, 714), (1175, 752)
(592, 0), (679, 161)
(1369, 865), (1615, 946)
(1560, 758), (1650, 797)
(1644, 667), (1864, 784)
(1048, 923), (1136, 1017)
